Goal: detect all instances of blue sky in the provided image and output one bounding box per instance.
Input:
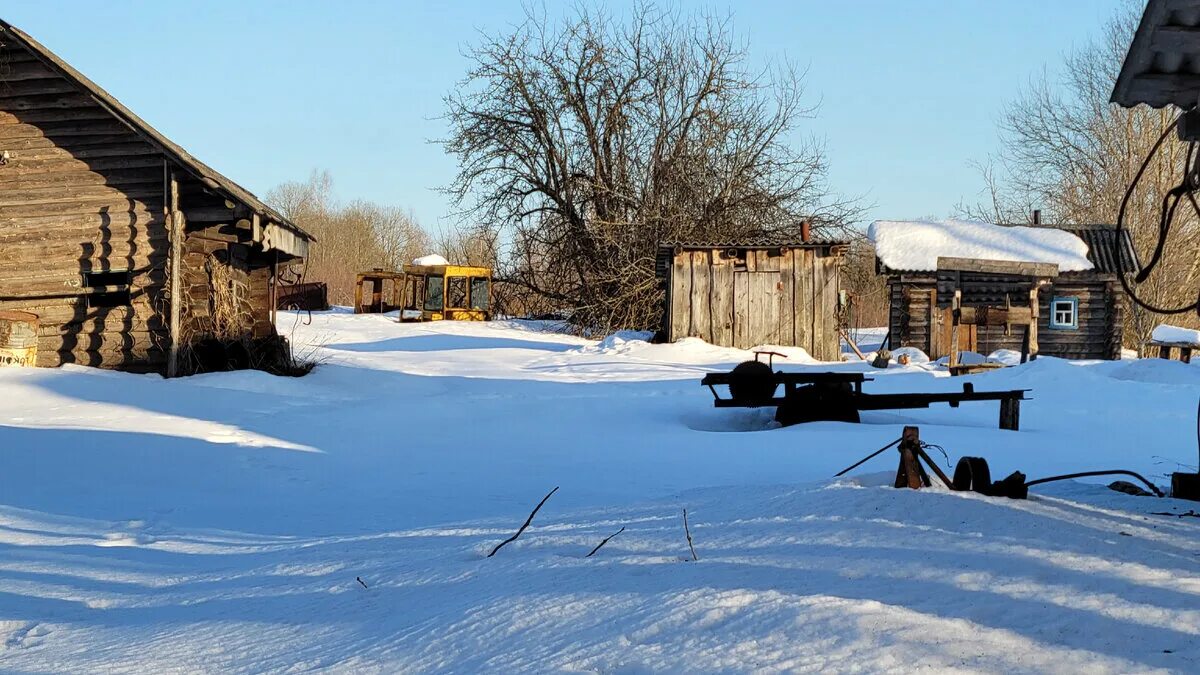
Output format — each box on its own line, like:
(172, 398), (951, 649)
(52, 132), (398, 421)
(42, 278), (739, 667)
(6, 1), (1122, 232)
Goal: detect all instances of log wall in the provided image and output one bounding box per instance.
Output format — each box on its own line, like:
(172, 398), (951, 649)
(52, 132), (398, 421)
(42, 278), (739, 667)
(0, 41), (277, 372)
(888, 273), (1123, 360)
(665, 246), (843, 360)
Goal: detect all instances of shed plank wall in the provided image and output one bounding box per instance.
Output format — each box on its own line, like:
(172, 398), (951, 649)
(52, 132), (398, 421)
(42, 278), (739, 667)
(710, 256), (734, 346)
(666, 247), (840, 358)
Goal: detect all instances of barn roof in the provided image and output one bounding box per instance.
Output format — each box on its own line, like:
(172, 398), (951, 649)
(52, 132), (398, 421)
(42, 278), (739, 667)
(869, 219), (1136, 275)
(659, 238), (849, 250)
(0, 19), (314, 253)
(1111, 0), (1200, 109)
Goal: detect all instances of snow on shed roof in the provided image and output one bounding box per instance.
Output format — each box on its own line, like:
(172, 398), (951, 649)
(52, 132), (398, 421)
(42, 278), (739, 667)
(868, 219), (1094, 273)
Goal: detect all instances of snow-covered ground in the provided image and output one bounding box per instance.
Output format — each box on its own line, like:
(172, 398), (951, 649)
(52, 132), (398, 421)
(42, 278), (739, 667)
(2, 310), (1199, 672)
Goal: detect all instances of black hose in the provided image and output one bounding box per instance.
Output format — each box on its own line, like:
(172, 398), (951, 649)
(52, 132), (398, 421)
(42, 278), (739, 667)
(1025, 470), (1164, 497)
(1115, 109), (1200, 315)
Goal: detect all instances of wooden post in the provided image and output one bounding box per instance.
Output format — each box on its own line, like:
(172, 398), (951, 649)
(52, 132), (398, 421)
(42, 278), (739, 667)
(1027, 287), (1039, 361)
(948, 290), (961, 367)
(1000, 398), (1021, 431)
(269, 250), (278, 328)
(927, 289), (940, 358)
(166, 166), (182, 378)
(354, 275), (364, 313)
(894, 426), (928, 489)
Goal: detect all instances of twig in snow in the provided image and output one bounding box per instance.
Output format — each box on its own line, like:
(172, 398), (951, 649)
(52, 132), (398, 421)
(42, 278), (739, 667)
(488, 486), (559, 558)
(585, 526), (625, 558)
(683, 509), (698, 561)
(1150, 510), (1200, 519)
(356, 576), (369, 589)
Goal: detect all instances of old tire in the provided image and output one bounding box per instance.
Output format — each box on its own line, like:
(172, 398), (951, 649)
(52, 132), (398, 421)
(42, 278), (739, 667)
(952, 457), (992, 494)
(727, 360), (775, 403)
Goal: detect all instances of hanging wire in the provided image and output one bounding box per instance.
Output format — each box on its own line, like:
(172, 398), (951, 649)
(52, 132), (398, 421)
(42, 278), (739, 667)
(1115, 108), (1200, 315)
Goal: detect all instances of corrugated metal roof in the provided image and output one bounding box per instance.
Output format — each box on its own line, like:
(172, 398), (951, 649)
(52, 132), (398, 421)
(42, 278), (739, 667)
(1111, 0), (1200, 109)
(1053, 225), (1139, 274)
(658, 238), (849, 250)
(0, 19), (313, 244)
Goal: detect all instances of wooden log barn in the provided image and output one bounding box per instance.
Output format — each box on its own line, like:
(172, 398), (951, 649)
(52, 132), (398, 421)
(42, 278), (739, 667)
(870, 219), (1136, 361)
(0, 20), (314, 374)
(656, 240), (847, 360)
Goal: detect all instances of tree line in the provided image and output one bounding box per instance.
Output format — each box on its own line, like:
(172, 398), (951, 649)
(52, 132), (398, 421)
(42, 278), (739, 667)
(270, 3), (1197, 343)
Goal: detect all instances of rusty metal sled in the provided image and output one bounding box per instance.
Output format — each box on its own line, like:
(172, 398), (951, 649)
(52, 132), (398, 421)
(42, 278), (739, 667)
(701, 359), (1029, 430)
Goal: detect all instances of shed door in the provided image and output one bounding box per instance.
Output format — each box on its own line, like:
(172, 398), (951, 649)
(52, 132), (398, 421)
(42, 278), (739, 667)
(938, 308), (978, 356)
(733, 271), (782, 349)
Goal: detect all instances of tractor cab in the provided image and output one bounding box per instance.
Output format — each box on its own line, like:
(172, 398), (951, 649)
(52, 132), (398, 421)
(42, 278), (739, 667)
(399, 263), (492, 322)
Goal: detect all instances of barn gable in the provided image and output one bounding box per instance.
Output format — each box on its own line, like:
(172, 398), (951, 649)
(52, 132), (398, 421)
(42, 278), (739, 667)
(0, 19), (314, 373)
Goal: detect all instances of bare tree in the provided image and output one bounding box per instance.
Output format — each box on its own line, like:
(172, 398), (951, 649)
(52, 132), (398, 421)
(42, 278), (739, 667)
(442, 4), (861, 333)
(961, 4), (1200, 343)
(268, 171), (431, 305)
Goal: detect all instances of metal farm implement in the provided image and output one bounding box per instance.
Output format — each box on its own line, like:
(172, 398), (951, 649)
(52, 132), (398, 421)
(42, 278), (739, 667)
(701, 353), (1029, 430)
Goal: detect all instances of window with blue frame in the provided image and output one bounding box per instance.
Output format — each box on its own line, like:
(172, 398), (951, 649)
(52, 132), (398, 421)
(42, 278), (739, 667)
(1049, 296), (1079, 330)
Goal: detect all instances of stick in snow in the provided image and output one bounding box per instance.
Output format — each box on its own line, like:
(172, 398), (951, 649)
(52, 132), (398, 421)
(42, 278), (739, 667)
(585, 526), (625, 558)
(488, 486), (559, 557)
(356, 576), (368, 589)
(683, 508), (698, 561)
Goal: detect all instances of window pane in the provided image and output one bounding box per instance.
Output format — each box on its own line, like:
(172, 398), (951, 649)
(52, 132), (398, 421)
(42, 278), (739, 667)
(423, 275), (444, 311)
(447, 276), (468, 308)
(470, 277), (489, 311)
(1051, 298), (1076, 328)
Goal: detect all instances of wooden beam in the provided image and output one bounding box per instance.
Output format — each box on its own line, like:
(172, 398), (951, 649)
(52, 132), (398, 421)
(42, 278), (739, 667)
(166, 164), (182, 378)
(936, 256), (1059, 278)
(1027, 287), (1039, 361)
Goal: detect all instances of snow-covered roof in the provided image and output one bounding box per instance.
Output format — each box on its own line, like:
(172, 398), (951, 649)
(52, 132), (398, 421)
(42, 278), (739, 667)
(412, 254), (451, 266)
(1151, 324), (1200, 345)
(868, 219), (1094, 273)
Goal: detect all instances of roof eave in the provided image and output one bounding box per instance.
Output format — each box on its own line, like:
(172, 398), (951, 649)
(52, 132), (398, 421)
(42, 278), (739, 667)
(0, 19), (315, 246)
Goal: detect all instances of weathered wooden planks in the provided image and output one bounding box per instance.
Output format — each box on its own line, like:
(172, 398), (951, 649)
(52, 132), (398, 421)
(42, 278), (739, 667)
(662, 246), (843, 356)
(688, 250), (711, 340)
(710, 254), (734, 347)
(670, 250), (691, 341)
(795, 249), (813, 353)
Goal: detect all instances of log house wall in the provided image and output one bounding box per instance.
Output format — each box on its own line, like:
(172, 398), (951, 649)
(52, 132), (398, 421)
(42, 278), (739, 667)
(0, 40), (277, 372)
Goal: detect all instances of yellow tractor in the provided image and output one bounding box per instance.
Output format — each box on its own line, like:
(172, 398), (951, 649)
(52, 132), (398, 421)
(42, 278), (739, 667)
(398, 262), (492, 322)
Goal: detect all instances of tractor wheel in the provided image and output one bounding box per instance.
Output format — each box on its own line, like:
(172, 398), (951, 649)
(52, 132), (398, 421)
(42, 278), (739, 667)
(727, 360), (775, 403)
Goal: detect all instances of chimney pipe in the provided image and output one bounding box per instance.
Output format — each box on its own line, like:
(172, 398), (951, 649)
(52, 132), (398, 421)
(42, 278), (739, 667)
(800, 219), (811, 243)
(1032, 209), (1042, 225)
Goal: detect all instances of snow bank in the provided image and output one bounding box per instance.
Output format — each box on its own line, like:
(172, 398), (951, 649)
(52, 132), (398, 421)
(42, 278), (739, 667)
(594, 329), (655, 350)
(412, 253), (450, 266)
(3, 312), (1200, 671)
(868, 219), (1093, 272)
(1151, 323), (1200, 344)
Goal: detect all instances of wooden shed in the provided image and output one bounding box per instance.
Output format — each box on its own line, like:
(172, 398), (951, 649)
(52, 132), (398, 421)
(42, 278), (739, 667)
(656, 242), (847, 360)
(0, 20), (314, 374)
(871, 220), (1136, 361)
